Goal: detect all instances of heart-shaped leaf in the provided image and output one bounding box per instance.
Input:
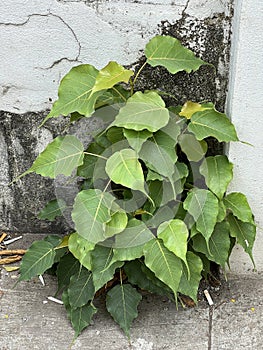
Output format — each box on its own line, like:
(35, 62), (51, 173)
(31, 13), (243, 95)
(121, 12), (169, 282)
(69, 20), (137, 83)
(224, 192), (254, 223)
(145, 35), (207, 74)
(178, 133), (207, 162)
(68, 268), (94, 308)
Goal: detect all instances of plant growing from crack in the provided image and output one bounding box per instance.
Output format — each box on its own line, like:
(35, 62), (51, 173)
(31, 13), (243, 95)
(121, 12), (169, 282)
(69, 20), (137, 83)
(17, 35), (256, 339)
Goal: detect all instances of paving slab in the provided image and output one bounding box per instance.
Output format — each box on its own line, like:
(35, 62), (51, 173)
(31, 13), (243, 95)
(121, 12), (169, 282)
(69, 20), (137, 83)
(0, 234), (262, 350)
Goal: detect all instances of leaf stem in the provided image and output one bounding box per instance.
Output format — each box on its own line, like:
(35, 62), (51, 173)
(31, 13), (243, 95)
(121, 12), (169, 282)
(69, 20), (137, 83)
(83, 152), (107, 160)
(130, 61), (148, 95)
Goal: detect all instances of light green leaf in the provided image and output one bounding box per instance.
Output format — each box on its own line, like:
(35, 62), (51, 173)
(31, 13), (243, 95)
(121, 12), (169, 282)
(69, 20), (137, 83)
(24, 135), (84, 178)
(111, 91), (170, 132)
(106, 149), (146, 194)
(38, 199), (67, 221)
(93, 61), (133, 92)
(42, 64), (102, 125)
(152, 130), (178, 162)
(217, 201), (227, 222)
(105, 211), (128, 237)
(227, 213), (256, 266)
(183, 188), (219, 245)
(68, 232), (95, 270)
(157, 219), (189, 275)
(200, 156), (233, 199)
(178, 252), (203, 303)
(19, 241), (56, 281)
(72, 189), (115, 244)
(56, 253), (81, 292)
(178, 133), (208, 162)
(143, 238), (182, 299)
(68, 268), (94, 309)
(192, 221), (231, 267)
(123, 129), (152, 153)
(160, 115), (181, 142)
(106, 283), (142, 338)
(224, 192), (254, 223)
(146, 170), (163, 181)
(188, 109), (239, 142)
(145, 35), (207, 74)
(91, 245), (124, 292)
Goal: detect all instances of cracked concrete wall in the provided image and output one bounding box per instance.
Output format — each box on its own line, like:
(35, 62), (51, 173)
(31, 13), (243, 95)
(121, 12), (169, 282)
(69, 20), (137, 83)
(0, 0), (233, 233)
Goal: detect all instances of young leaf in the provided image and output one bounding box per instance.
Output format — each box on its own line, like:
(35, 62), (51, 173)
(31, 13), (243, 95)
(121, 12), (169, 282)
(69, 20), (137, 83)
(200, 156), (233, 200)
(191, 221), (231, 267)
(178, 133), (208, 162)
(93, 61), (133, 92)
(227, 213), (256, 266)
(157, 219), (189, 275)
(224, 192), (254, 223)
(179, 101), (211, 119)
(145, 35), (207, 74)
(123, 129), (152, 153)
(188, 109), (239, 142)
(72, 189), (115, 244)
(143, 238), (182, 299)
(178, 252), (203, 303)
(19, 241), (56, 281)
(111, 91), (170, 132)
(38, 199), (67, 221)
(106, 283), (142, 338)
(42, 64), (102, 124)
(183, 188), (219, 246)
(68, 268), (95, 308)
(68, 232), (95, 270)
(56, 253), (81, 292)
(106, 149), (146, 194)
(24, 136), (84, 178)
(91, 245), (124, 292)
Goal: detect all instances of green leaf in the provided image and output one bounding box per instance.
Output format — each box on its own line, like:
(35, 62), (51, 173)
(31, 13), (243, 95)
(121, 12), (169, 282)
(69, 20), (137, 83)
(62, 290), (97, 339)
(93, 61), (133, 92)
(19, 241), (56, 281)
(188, 109), (239, 142)
(111, 91), (170, 132)
(38, 199), (67, 221)
(111, 219), (154, 263)
(24, 135), (84, 178)
(42, 64), (102, 124)
(106, 149), (146, 194)
(91, 245), (124, 292)
(157, 219), (189, 275)
(200, 156), (233, 199)
(192, 221), (231, 267)
(152, 130), (178, 162)
(68, 268), (94, 308)
(123, 129), (152, 153)
(224, 192), (254, 223)
(105, 210), (128, 237)
(56, 253), (81, 292)
(124, 260), (172, 298)
(143, 238), (182, 299)
(217, 200), (227, 222)
(183, 188), (219, 246)
(95, 85), (130, 109)
(106, 283), (142, 338)
(178, 133), (207, 162)
(227, 213), (256, 266)
(68, 232), (95, 270)
(107, 127), (125, 144)
(77, 142), (104, 179)
(145, 35), (207, 74)
(72, 189), (115, 244)
(178, 252), (203, 303)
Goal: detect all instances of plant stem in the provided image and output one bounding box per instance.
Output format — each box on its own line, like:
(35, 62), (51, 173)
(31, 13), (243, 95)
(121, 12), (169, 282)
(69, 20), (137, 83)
(131, 61), (148, 95)
(83, 152), (107, 160)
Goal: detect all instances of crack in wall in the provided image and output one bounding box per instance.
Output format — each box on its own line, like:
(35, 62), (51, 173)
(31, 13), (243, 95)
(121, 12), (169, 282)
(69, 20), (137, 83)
(0, 13), (81, 70)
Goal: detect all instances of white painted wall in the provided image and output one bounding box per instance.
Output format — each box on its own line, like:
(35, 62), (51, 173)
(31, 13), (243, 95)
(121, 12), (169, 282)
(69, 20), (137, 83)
(227, 0), (263, 273)
(0, 0), (230, 113)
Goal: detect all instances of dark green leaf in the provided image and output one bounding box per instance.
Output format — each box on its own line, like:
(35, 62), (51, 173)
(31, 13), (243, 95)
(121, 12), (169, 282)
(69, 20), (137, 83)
(178, 133), (207, 162)
(19, 241), (56, 281)
(123, 129), (152, 152)
(106, 284), (142, 338)
(68, 268), (94, 308)
(38, 199), (67, 221)
(56, 253), (81, 292)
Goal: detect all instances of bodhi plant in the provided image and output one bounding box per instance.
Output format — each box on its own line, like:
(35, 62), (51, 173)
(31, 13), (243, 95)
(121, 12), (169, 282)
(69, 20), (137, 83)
(17, 35), (256, 338)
